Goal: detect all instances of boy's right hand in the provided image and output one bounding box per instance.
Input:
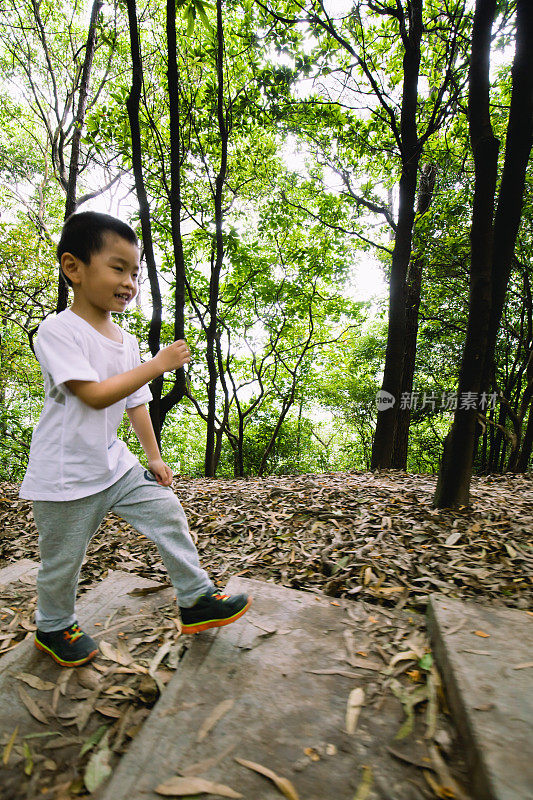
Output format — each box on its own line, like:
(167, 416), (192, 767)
(154, 340), (191, 373)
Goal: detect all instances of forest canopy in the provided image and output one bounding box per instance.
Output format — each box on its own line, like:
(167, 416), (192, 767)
(0, 0), (531, 506)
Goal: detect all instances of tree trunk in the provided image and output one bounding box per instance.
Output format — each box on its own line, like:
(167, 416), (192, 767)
(515, 401), (533, 471)
(160, 0), (187, 428)
(392, 162), (437, 469)
(434, 0), (499, 507)
(125, 0), (164, 446)
(371, 0), (423, 469)
(435, 0), (533, 504)
(479, 0), (533, 398)
(56, 0), (103, 315)
(204, 0), (228, 477)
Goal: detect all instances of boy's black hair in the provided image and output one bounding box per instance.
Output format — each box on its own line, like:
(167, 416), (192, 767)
(57, 211), (139, 288)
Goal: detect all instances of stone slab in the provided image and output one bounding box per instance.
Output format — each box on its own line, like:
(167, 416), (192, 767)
(0, 559), (39, 586)
(427, 594), (533, 800)
(0, 569), (166, 706)
(97, 577), (424, 800)
(0, 569), (172, 800)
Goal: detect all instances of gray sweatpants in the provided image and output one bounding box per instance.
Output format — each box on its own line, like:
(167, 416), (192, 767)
(32, 461), (214, 632)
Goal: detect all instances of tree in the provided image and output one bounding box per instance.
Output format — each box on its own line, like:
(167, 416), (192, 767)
(434, 0), (533, 507)
(255, 0), (468, 468)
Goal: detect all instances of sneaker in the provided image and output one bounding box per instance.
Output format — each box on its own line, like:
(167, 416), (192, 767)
(34, 622), (99, 667)
(179, 590), (252, 634)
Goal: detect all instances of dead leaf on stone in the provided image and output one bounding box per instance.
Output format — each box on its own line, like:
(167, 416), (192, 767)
(100, 640), (133, 666)
(18, 685), (48, 724)
(127, 583), (170, 596)
(16, 672), (56, 691)
(345, 687), (365, 734)
(234, 757), (299, 800)
(155, 775), (243, 797)
(473, 630), (490, 638)
(461, 648), (493, 655)
(473, 702), (495, 711)
(76, 667), (101, 690)
(181, 745), (236, 776)
(196, 698), (235, 742)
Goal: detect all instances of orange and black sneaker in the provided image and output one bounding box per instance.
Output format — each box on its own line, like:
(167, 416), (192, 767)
(179, 590), (252, 634)
(34, 622), (99, 667)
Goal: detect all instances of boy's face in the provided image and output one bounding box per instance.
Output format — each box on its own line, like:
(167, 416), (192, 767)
(63, 232), (141, 314)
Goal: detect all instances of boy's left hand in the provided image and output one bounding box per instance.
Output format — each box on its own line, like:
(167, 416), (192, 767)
(147, 458), (173, 486)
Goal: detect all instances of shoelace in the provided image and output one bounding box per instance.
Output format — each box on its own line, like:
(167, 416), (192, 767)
(213, 593), (229, 601)
(63, 623), (84, 643)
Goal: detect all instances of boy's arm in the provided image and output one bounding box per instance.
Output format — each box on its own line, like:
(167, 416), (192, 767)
(126, 404), (173, 486)
(126, 404), (161, 461)
(65, 339), (190, 410)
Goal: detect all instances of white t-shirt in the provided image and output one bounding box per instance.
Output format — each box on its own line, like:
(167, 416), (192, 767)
(19, 308), (153, 501)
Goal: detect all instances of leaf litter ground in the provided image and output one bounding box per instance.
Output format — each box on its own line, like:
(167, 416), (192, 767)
(0, 469), (531, 799)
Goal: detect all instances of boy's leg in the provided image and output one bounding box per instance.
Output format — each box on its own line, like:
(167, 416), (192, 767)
(108, 462), (215, 607)
(32, 492), (108, 631)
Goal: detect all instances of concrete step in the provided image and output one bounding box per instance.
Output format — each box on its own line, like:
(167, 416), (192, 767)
(0, 568), (172, 800)
(427, 593), (533, 800)
(0, 558), (39, 586)
(96, 577), (431, 800)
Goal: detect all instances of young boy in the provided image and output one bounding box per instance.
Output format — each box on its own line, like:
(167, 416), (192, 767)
(19, 211), (251, 667)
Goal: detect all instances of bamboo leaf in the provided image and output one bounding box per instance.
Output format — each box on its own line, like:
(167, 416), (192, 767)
(234, 757), (299, 800)
(156, 775), (243, 797)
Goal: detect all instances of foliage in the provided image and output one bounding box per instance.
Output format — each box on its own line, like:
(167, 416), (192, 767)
(0, 0), (530, 480)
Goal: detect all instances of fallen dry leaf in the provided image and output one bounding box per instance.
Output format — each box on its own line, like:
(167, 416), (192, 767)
(17, 685), (48, 724)
(16, 673), (56, 691)
(196, 698), (235, 742)
(100, 640), (133, 666)
(2, 726), (18, 765)
(346, 687), (365, 734)
(180, 745), (236, 776)
(473, 630), (490, 638)
(234, 757), (299, 800)
(155, 775), (243, 797)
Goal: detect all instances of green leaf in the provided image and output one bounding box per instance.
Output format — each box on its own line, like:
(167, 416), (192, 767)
(196, 1), (213, 32)
(80, 724), (108, 757)
(418, 653), (433, 671)
(186, 6), (196, 37)
(83, 731), (112, 792)
(23, 741), (33, 776)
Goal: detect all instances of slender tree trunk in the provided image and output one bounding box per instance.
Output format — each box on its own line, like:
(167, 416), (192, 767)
(392, 163), (437, 468)
(480, 0), (533, 398)
(434, 0), (499, 507)
(56, 0), (103, 314)
(435, 0), (533, 505)
(160, 0), (187, 428)
(371, 0), (423, 469)
(125, 0), (163, 445)
(515, 401), (533, 471)
(204, 0), (228, 477)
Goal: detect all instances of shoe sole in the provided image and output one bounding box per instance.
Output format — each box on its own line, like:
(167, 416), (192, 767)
(34, 637), (99, 667)
(180, 596), (252, 634)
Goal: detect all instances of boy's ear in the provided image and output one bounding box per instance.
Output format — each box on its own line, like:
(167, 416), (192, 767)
(61, 252), (82, 285)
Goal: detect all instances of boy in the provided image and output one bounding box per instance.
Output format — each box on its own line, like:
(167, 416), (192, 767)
(19, 211), (251, 667)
